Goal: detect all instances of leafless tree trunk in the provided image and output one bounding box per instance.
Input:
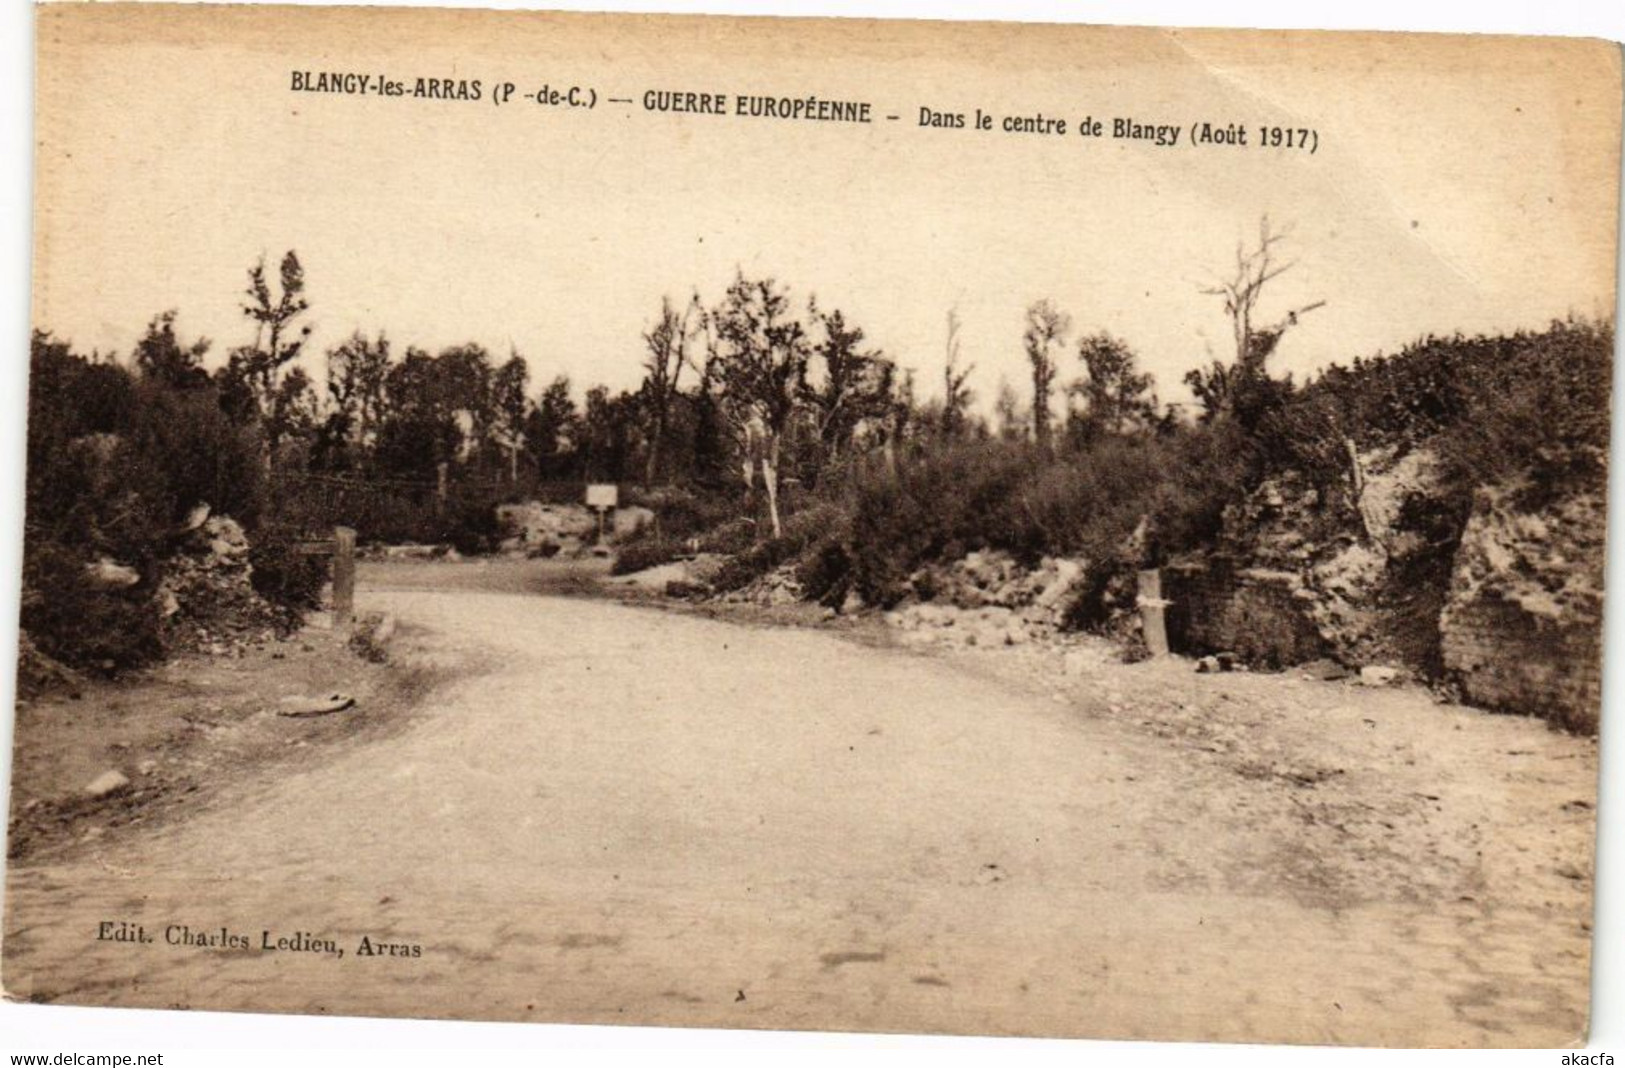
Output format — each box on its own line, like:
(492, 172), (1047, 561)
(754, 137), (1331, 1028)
(942, 308), (975, 436)
(641, 293), (701, 488)
(1201, 217), (1326, 383)
(761, 435), (783, 540)
(1023, 299), (1070, 450)
(707, 273), (808, 541)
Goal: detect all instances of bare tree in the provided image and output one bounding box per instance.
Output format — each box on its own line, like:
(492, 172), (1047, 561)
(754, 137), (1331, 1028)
(708, 272), (809, 539)
(1201, 217), (1326, 383)
(640, 293), (702, 487)
(238, 252), (312, 406)
(941, 307), (975, 437)
(1022, 299), (1070, 450)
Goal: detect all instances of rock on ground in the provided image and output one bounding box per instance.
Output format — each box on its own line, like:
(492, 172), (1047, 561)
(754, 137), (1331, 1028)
(81, 769), (130, 798)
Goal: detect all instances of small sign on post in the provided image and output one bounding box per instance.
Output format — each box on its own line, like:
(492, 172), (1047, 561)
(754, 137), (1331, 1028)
(585, 483), (618, 546)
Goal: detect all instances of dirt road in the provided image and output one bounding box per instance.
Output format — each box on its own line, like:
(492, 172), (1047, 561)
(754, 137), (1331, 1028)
(2, 580), (1597, 1045)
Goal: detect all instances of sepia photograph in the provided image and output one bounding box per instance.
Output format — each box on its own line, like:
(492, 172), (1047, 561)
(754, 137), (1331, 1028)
(2, 0), (1622, 1058)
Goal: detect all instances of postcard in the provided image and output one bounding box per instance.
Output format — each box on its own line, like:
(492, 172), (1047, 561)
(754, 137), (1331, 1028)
(5, 2), (1620, 1047)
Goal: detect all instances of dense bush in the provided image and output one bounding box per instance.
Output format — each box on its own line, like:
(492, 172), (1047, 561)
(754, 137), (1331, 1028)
(837, 431), (1252, 608)
(1259, 319), (1613, 509)
(844, 442), (1032, 605)
(611, 536), (685, 576)
(437, 489), (502, 555)
(23, 344), (170, 672)
(20, 541), (165, 674)
(129, 384), (268, 526)
(712, 502), (845, 593)
(22, 332), (322, 673)
(793, 536), (854, 606)
(628, 485), (747, 543)
(247, 525), (329, 613)
(1430, 323), (1612, 505)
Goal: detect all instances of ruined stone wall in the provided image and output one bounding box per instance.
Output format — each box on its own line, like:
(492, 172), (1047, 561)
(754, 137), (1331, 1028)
(1438, 480), (1605, 734)
(1162, 560), (1326, 668)
(1438, 594), (1602, 734)
(1165, 470), (1605, 735)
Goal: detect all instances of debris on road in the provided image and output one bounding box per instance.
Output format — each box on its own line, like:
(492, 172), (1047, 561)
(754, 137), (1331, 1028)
(1359, 665), (1404, 687)
(276, 692), (357, 718)
(349, 612), (397, 663)
(82, 769), (131, 798)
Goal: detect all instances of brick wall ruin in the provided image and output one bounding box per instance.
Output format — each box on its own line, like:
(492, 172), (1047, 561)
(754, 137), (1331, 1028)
(1437, 480), (1606, 734)
(1162, 561), (1327, 668)
(1438, 593), (1602, 734)
(1158, 475), (1605, 734)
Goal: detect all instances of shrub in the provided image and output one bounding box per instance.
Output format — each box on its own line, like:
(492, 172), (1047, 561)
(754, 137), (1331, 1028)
(247, 525), (329, 614)
(711, 502), (845, 593)
(696, 517), (759, 555)
(838, 434), (1247, 609)
(611, 536), (684, 576)
(1434, 322), (1612, 505)
(794, 535), (854, 606)
(1266, 319), (1613, 510)
(627, 485), (745, 543)
(1144, 423), (1256, 558)
(438, 490), (501, 556)
(20, 541), (164, 674)
(129, 383), (267, 526)
(845, 442), (1034, 605)
(1018, 439), (1169, 561)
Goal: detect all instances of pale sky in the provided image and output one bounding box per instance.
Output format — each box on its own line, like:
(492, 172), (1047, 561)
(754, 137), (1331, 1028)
(30, 6), (1622, 414)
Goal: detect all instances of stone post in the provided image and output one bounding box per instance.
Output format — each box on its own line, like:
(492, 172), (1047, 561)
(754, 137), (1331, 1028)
(332, 526), (356, 629)
(1138, 568), (1170, 658)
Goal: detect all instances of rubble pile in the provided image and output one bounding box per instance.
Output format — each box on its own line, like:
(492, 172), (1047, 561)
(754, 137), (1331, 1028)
(496, 500), (662, 558)
(157, 515), (292, 656)
(882, 550), (1092, 649)
(1201, 446), (1447, 667)
(1446, 474), (1605, 628)
(369, 543), (460, 560)
(495, 501), (597, 558)
(718, 563), (805, 607)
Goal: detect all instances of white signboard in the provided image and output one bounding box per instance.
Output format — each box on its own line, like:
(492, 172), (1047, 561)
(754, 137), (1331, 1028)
(585, 483), (618, 510)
